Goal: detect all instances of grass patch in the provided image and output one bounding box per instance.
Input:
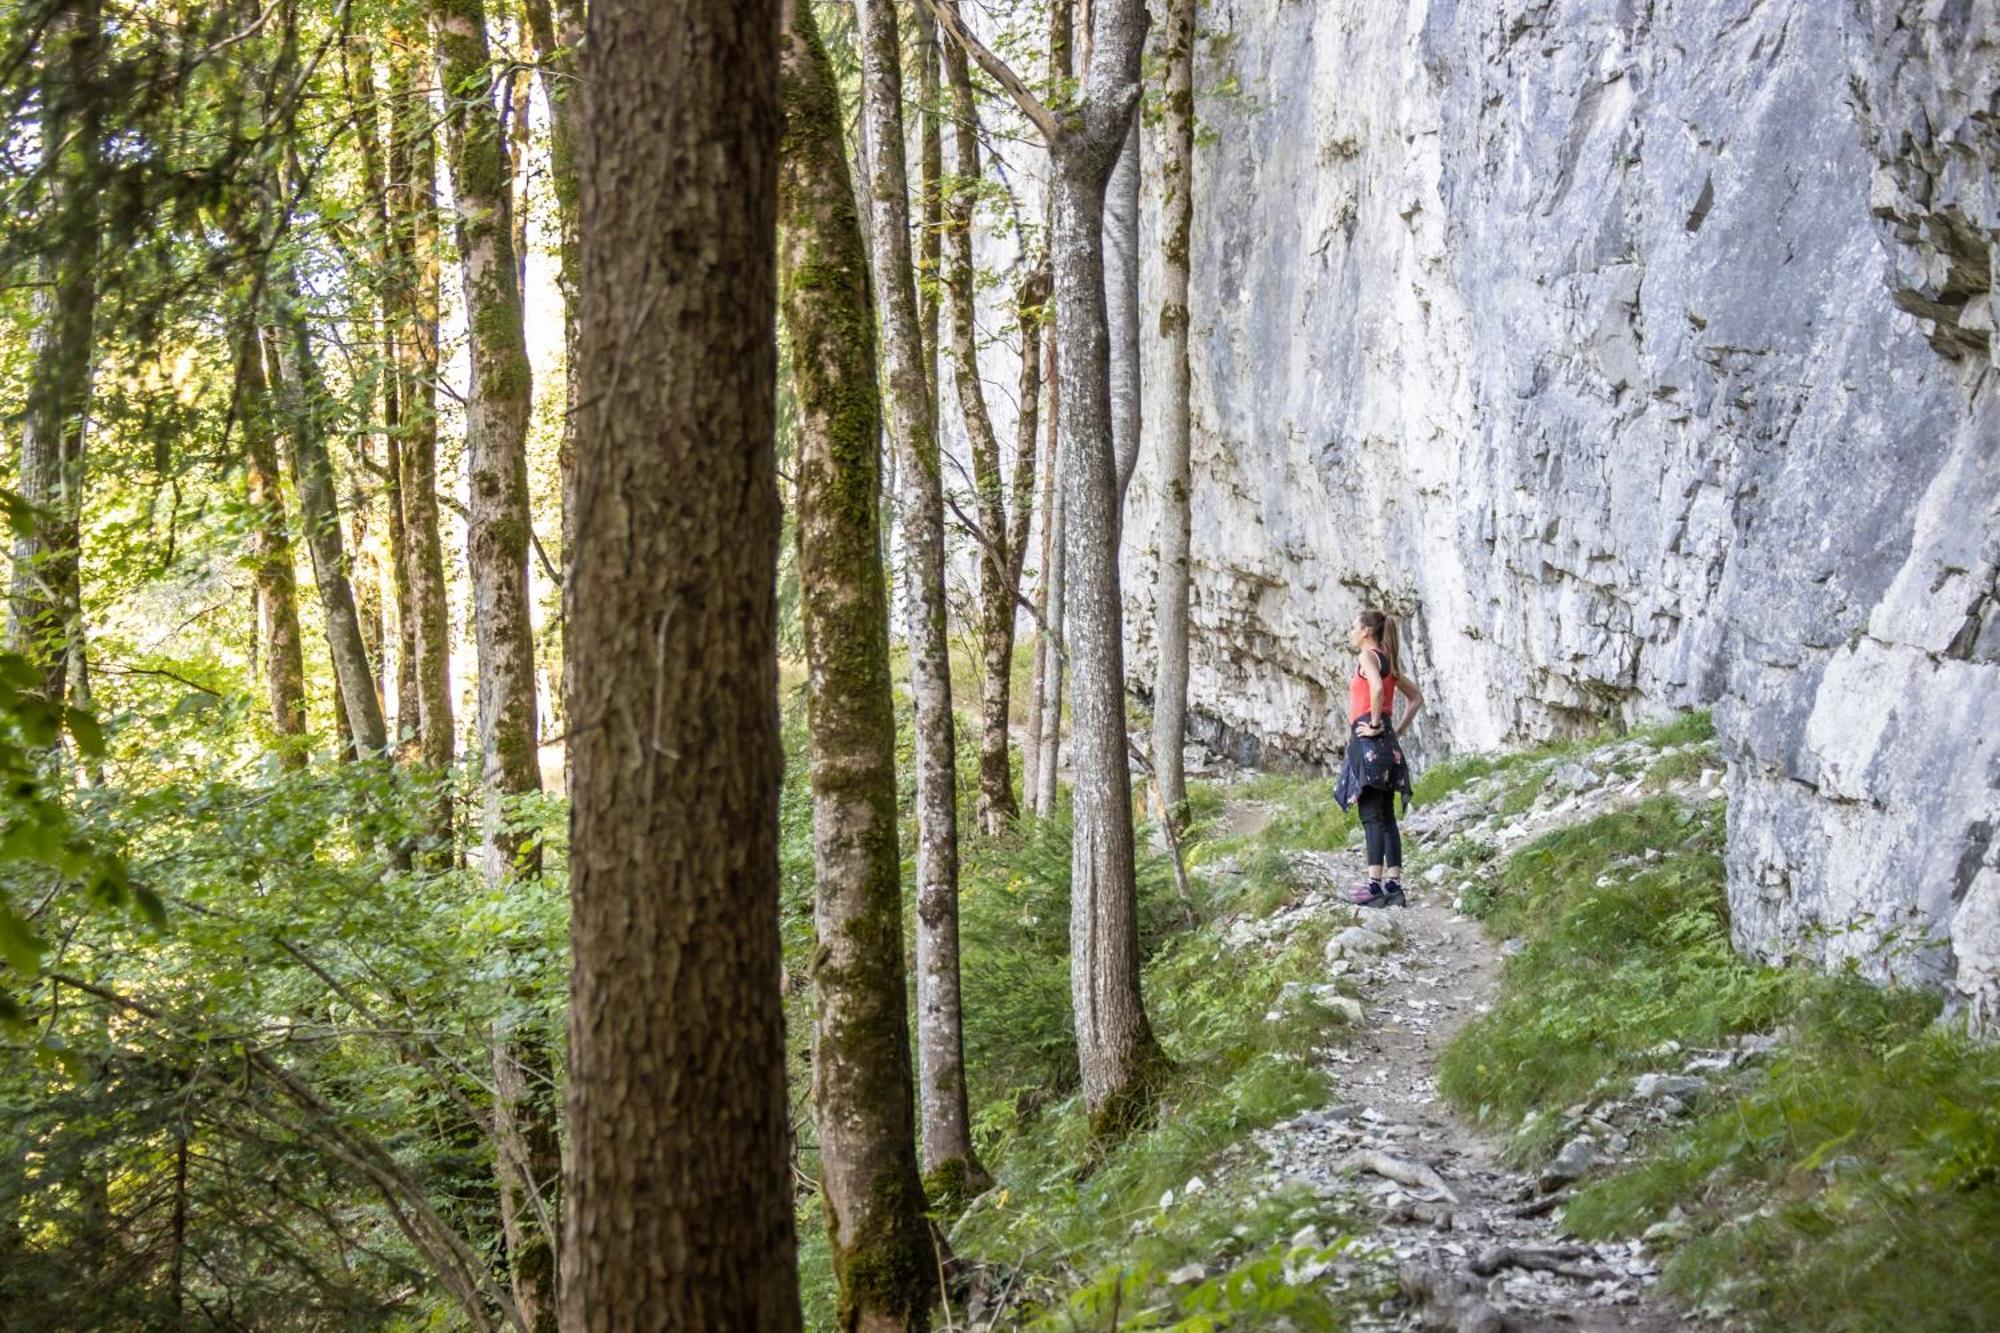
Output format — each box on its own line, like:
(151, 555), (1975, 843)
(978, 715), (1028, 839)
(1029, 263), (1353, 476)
(1566, 975), (2000, 1329)
(1438, 796), (1792, 1160)
(949, 784), (1370, 1324)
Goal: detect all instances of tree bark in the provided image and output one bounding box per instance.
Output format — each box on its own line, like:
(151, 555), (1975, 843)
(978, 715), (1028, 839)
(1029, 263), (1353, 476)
(432, 2), (554, 1324)
(916, 3), (942, 439)
(1151, 0), (1196, 833)
(520, 0), (582, 732)
(1105, 114), (1141, 511)
(1048, 0), (1167, 1136)
(7, 0), (100, 721)
(236, 328), (309, 765)
(859, 0), (979, 1215)
(563, 0), (801, 1327)
(940, 3), (1019, 835)
(781, 1), (942, 1316)
(1025, 0), (1071, 817)
(264, 280), (389, 758)
(388, 45), (455, 775)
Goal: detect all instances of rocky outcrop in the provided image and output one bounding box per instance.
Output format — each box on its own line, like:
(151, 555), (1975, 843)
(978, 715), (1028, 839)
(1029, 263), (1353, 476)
(1120, 1), (1998, 1018)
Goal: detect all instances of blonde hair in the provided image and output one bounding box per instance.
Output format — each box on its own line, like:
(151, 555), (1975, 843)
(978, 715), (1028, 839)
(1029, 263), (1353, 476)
(1359, 608), (1401, 678)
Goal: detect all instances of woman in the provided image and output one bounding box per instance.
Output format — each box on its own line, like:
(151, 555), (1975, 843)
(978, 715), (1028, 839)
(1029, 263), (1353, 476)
(1334, 608), (1424, 908)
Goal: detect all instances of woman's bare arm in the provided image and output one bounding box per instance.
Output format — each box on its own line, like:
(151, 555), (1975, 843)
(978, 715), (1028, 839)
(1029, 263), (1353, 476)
(1394, 674), (1424, 732)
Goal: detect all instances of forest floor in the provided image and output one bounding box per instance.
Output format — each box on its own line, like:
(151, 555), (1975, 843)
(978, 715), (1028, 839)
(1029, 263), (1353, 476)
(1230, 780), (1703, 1332)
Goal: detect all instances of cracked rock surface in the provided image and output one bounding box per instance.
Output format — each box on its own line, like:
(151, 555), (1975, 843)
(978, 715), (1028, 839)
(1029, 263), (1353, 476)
(1117, 0), (2000, 1023)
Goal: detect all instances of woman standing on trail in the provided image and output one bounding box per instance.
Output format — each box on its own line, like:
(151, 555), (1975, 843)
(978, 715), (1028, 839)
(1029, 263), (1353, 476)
(1335, 608), (1424, 908)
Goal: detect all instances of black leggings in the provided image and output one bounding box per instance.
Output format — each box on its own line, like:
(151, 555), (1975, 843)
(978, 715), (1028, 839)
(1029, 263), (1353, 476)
(1357, 787), (1403, 872)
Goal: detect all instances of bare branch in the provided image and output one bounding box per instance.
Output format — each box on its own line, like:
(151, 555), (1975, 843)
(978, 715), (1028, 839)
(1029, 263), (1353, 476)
(918, 0), (1058, 143)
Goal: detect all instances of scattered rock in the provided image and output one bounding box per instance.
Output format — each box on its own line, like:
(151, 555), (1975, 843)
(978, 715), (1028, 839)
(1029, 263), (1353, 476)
(1326, 925), (1393, 962)
(1632, 1072), (1704, 1102)
(1540, 1136), (1597, 1190)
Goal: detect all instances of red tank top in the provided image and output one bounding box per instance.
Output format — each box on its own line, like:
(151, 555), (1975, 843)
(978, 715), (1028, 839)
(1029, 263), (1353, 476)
(1349, 649), (1395, 723)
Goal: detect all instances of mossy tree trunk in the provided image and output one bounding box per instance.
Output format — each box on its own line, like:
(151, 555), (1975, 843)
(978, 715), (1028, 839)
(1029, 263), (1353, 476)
(565, 0), (801, 1321)
(1151, 0), (1196, 833)
(8, 0), (100, 724)
(388, 44), (455, 779)
(860, 0), (978, 1221)
(1105, 126), (1141, 510)
(940, 1), (1020, 837)
(264, 273), (389, 758)
(236, 328), (309, 766)
(431, 2), (555, 1325)
(782, 1), (941, 1318)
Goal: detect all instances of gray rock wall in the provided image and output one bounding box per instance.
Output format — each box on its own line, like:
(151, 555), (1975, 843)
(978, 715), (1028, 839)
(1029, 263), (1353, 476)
(1120, 0), (1999, 1018)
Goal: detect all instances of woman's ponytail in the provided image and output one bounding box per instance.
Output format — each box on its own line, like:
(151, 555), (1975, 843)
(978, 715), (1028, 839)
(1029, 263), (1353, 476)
(1358, 606), (1402, 677)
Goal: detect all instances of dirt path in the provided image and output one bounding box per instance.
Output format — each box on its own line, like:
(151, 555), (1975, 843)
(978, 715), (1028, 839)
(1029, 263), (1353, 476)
(1239, 831), (1694, 1330)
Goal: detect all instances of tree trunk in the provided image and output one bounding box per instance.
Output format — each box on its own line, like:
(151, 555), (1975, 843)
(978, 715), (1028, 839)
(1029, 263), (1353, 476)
(1151, 0), (1195, 833)
(1049, 0), (1167, 1137)
(860, 0), (980, 1221)
(563, 0), (801, 1326)
(916, 3), (942, 438)
(432, 2), (554, 1324)
(940, 3), (1018, 836)
(520, 0), (582, 733)
(344, 33), (399, 736)
(236, 328), (309, 765)
(264, 281), (389, 758)
(7, 0), (100, 721)
(1025, 0), (1071, 817)
(781, 0), (942, 1314)
(1105, 114), (1141, 511)
(388, 46), (455, 775)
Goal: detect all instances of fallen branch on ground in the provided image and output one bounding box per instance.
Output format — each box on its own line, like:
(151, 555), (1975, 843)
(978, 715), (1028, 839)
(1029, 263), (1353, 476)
(1351, 1150), (1461, 1204)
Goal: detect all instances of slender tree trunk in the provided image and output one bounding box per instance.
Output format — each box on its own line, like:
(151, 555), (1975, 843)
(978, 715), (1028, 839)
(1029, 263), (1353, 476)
(1048, 0), (1168, 1135)
(781, 1), (942, 1315)
(916, 3), (942, 438)
(1025, 0), (1071, 817)
(1152, 0), (1195, 832)
(1105, 115), (1141, 510)
(940, 4), (1018, 835)
(264, 281), (389, 757)
(860, 0), (980, 1222)
(564, 0), (800, 1325)
(388, 48), (455, 775)
(520, 0), (581, 731)
(344, 33), (398, 733)
(8, 0), (100, 721)
(237, 328), (309, 765)
(432, 2), (554, 1324)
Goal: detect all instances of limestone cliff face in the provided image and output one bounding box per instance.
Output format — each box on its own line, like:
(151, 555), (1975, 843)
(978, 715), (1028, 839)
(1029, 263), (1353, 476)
(1119, 0), (1999, 1018)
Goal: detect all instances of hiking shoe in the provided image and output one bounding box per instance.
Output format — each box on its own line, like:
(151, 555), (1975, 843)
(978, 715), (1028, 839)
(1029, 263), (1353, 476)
(1348, 880), (1388, 907)
(1382, 880), (1407, 908)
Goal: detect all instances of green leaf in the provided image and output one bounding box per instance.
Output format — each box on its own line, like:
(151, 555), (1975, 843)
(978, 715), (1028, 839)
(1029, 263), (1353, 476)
(65, 706), (106, 758)
(0, 901), (46, 977)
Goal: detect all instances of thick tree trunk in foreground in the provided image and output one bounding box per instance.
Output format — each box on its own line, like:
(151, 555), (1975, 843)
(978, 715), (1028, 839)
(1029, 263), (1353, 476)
(265, 281), (389, 758)
(433, 2), (554, 1323)
(388, 49), (455, 774)
(1151, 0), (1195, 832)
(237, 330), (308, 764)
(781, 2), (941, 1317)
(859, 0), (979, 1218)
(8, 0), (100, 718)
(940, 5), (1019, 836)
(562, 1), (800, 1326)
(1050, 0), (1168, 1134)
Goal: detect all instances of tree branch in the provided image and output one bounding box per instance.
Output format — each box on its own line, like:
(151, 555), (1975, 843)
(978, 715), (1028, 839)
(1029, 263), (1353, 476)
(918, 0), (1058, 143)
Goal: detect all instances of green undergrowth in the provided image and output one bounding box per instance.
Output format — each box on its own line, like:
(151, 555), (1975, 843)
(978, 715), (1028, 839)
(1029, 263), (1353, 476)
(945, 790), (1374, 1326)
(1437, 712), (1999, 1329)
